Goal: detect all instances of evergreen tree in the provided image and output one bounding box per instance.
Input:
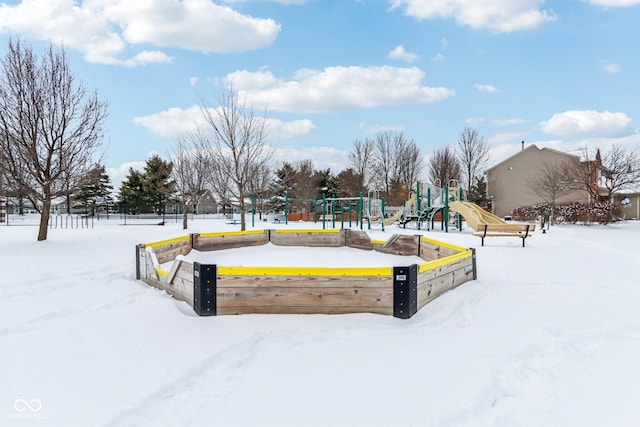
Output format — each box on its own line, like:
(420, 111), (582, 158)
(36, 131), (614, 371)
(269, 162), (297, 212)
(335, 168), (364, 198)
(142, 154), (176, 214)
(468, 175), (489, 206)
(313, 168), (338, 199)
(71, 164), (114, 215)
(118, 168), (147, 213)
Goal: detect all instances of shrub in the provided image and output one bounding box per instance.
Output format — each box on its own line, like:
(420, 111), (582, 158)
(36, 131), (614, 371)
(512, 201), (618, 224)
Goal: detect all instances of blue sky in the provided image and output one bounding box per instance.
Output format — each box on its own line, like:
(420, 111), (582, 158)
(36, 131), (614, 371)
(1, 0), (639, 187)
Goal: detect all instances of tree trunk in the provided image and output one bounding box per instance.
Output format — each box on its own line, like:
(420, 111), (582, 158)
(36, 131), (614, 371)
(239, 197), (246, 231)
(38, 198), (51, 241)
(182, 202), (188, 230)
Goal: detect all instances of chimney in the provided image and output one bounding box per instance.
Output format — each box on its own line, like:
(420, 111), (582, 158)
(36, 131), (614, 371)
(521, 141), (525, 151)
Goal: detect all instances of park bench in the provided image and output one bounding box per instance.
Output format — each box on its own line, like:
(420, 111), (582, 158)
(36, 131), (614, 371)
(473, 223), (535, 247)
(226, 219), (240, 225)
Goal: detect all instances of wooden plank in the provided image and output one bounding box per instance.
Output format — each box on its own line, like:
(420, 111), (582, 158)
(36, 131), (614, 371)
(172, 261), (194, 284)
(418, 257), (473, 280)
(476, 223), (536, 233)
(166, 257), (183, 283)
(419, 246), (441, 262)
(417, 263), (475, 310)
(144, 252), (159, 280)
(154, 240), (192, 264)
(270, 230), (345, 247)
(217, 274), (391, 289)
(419, 240), (457, 260)
(216, 286), (393, 308)
(217, 305), (393, 316)
(140, 273), (194, 306)
(168, 261), (195, 304)
(344, 230), (374, 251)
(376, 235), (419, 256)
(194, 231), (269, 251)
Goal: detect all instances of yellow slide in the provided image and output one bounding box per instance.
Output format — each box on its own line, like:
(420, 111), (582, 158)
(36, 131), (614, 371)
(385, 194), (417, 225)
(448, 201), (506, 231)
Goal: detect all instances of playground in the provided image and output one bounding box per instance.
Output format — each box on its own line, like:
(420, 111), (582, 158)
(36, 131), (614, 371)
(251, 181), (536, 246)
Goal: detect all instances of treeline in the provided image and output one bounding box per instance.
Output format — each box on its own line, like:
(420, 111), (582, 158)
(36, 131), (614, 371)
(116, 119), (492, 232)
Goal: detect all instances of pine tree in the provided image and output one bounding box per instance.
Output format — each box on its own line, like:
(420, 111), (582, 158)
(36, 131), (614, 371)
(118, 168), (147, 214)
(71, 164), (113, 215)
(269, 162), (297, 212)
(468, 175), (489, 206)
(142, 155), (176, 215)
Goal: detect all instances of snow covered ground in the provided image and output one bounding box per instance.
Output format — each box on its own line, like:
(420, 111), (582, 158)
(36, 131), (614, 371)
(2, 216), (640, 426)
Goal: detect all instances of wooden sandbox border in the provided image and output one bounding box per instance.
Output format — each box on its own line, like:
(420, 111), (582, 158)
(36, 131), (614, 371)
(136, 229), (477, 319)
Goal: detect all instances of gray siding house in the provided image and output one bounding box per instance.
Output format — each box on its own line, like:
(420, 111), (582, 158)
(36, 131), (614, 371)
(486, 144), (592, 218)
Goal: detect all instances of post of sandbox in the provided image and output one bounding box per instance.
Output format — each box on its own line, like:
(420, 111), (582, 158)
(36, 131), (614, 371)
(393, 264), (418, 319)
(135, 244), (142, 280)
(193, 262), (217, 316)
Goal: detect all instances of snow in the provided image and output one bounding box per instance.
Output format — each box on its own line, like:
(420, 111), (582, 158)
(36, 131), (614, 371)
(172, 243), (424, 269)
(2, 217), (640, 426)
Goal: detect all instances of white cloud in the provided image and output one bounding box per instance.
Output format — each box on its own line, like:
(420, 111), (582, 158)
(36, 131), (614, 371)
(107, 160), (147, 189)
(475, 83), (499, 93)
(433, 53), (446, 62)
(133, 106), (315, 140)
(587, 0), (640, 6)
(224, 66), (455, 114)
(465, 117), (485, 126)
(273, 145), (350, 172)
(133, 106), (205, 137)
(387, 44), (419, 63)
(440, 37), (449, 49)
(0, 0), (280, 66)
(389, 0), (556, 33)
(122, 50), (172, 67)
(539, 110), (633, 137)
(358, 122), (405, 134)
(223, 0), (309, 4)
(602, 63), (622, 74)
(266, 118), (316, 140)
(189, 77), (199, 87)
(494, 118), (525, 125)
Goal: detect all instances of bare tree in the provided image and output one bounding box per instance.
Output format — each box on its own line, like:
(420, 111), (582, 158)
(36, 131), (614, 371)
(599, 144), (640, 200)
(197, 84), (273, 230)
(396, 137), (423, 193)
(569, 145), (640, 204)
(457, 127), (490, 194)
(568, 148), (601, 202)
(359, 130), (423, 205)
(348, 138), (374, 191)
(428, 146), (461, 187)
(171, 137), (208, 229)
(293, 159), (316, 200)
(0, 39), (108, 240)
(528, 161), (576, 222)
(246, 161), (272, 219)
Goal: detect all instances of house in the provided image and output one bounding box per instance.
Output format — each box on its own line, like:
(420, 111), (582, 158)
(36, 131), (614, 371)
(486, 143), (593, 218)
(612, 185), (640, 220)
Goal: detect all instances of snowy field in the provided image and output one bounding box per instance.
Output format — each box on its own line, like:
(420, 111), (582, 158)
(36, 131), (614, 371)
(2, 216), (640, 427)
